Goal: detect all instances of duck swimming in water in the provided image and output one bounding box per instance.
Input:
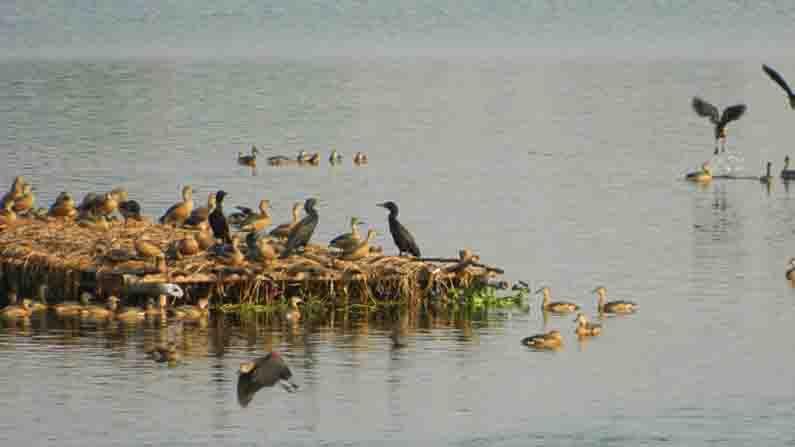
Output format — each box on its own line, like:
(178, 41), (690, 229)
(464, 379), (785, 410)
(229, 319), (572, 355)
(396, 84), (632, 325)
(521, 329), (563, 350)
(329, 150), (342, 164)
(763, 64), (795, 110)
(593, 286), (637, 314)
(574, 313), (602, 337)
(781, 156), (795, 180)
(691, 97), (747, 155)
(147, 342), (180, 363)
(685, 162), (712, 183)
(0, 298), (31, 319)
(535, 287), (580, 313)
(238, 145), (260, 167)
(353, 152), (368, 165)
(760, 161), (773, 184)
(786, 258), (795, 281)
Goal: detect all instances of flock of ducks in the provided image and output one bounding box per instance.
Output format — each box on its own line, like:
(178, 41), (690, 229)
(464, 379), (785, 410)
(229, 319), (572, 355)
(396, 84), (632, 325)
(685, 64), (795, 183)
(521, 286), (637, 350)
(237, 146), (368, 168)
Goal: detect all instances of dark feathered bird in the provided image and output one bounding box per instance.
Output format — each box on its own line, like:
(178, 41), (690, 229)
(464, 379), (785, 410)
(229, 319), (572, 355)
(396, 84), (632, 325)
(763, 64), (795, 109)
(377, 201), (421, 257)
(237, 351), (298, 407)
(279, 198), (319, 259)
(118, 200), (142, 224)
(209, 190), (231, 244)
(691, 97), (747, 155)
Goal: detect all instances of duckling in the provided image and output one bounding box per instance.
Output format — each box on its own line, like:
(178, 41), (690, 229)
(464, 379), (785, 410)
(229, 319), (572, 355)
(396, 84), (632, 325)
(341, 229), (377, 261)
(177, 236), (200, 257)
(685, 162), (712, 183)
(521, 329), (563, 350)
(329, 217), (364, 251)
(12, 184), (35, 215)
(0, 200), (17, 228)
(285, 297), (303, 322)
(81, 296), (119, 319)
(144, 296), (167, 317)
(760, 161), (773, 184)
(159, 186), (194, 226)
(147, 342), (180, 363)
(329, 149), (342, 164)
(118, 199), (142, 224)
(353, 152), (368, 165)
(169, 297), (210, 319)
(135, 236), (164, 264)
(574, 313), (602, 337)
(269, 202), (301, 239)
(535, 287), (580, 313)
(238, 145), (259, 167)
(238, 200), (272, 232)
(593, 286), (637, 314)
(0, 298), (32, 319)
(49, 192), (78, 219)
(78, 214), (111, 231)
(185, 192), (215, 228)
(787, 258), (795, 281)
(781, 156), (795, 180)
(1, 176), (25, 208)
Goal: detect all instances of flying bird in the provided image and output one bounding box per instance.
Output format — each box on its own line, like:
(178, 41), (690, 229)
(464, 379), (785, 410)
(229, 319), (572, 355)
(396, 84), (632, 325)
(762, 64), (795, 109)
(691, 97), (747, 155)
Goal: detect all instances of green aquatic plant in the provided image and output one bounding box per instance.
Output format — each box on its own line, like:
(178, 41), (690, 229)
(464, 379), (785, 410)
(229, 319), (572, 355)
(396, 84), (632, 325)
(445, 284), (527, 310)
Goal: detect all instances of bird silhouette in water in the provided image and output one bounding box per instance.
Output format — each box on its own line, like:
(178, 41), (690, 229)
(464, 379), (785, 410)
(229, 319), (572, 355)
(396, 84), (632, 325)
(237, 351), (298, 407)
(209, 190), (231, 244)
(691, 97), (747, 155)
(377, 201), (421, 257)
(763, 64), (795, 110)
(280, 198), (319, 259)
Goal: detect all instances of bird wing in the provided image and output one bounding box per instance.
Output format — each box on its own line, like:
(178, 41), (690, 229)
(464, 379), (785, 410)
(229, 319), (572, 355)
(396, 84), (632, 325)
(719, 104), (747, 126)
(159, 203), (179, 223)
(763, 64), (794, 97)
(692, 97), (720, 124)
(282, 216), (318, 257)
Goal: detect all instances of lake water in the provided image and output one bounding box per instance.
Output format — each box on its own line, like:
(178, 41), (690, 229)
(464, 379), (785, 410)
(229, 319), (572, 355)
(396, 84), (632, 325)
(3, 1), (795, 445)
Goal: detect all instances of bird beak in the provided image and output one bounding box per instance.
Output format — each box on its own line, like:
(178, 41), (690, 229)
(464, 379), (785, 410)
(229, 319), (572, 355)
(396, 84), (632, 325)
(376, 203), (386, 208)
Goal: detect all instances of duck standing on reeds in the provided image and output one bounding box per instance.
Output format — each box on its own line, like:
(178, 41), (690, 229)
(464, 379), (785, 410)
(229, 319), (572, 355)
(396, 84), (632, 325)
(215, 236), (244, 266)
(49, 192), (78, 219)
(135, 235), (164, 265)
(280, 198), (319, 259)
(270, 202), (301, 239)
(341, 229), (376, 261)
(177, 235), (200, 257)
(0, 200), (18, 229)
(1, 176), (26, 208)
(184, 192), (216, 229)
(12, 184), (35, 215)
(329, 217), (364, 251)
(159, 186), (194, 227)
(238, 200), (272, 232)
(691, 97), (747, 155)
(521, 329), (563, 350)
(377, 201), (421, 257)
(237, 351), (299, 407)
(238, 145), (259, 167)
(535, 287), (579, 313)
(252, 236), (279, 263)
(593, 286), (637, 314)
(781, 156), (795, 180)
(209, 190), (232, 244)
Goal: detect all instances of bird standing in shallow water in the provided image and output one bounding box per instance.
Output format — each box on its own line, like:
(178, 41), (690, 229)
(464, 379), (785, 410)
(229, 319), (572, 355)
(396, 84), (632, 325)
(691, 97), (747, 155)
(209, 190), (232, 244)
(377, 201), (421, 257)
(237, 351), (299, 407)
(280, 198), (319, 259)
(762, 64), (795, 109)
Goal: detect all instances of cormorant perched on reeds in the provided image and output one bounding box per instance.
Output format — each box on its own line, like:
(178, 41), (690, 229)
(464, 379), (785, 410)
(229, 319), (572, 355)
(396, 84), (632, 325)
(118, 199), (142, 224)
(209, 190), (231, 244)
(762, 64), (795, 109)
(377, 201), (421, 257)
(691, 97), (747, 155)
(237, 351), (298, 407)
(280, 198), (319, 259)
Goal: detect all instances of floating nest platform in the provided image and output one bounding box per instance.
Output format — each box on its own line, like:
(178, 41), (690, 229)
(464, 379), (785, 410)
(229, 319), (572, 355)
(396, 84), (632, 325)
(0, 218), (503, 307)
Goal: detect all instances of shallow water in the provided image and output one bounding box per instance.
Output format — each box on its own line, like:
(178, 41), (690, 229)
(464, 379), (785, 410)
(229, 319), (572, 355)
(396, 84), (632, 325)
(4, 2), (795, 445)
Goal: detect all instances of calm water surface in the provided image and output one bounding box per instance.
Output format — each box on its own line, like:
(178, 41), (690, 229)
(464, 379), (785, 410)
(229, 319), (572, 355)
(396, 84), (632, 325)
(3, 2), (795, 445)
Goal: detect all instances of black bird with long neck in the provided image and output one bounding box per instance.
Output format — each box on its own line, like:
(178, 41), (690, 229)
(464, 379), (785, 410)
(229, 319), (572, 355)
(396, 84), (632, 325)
(280, 198), (319, 259)
(691, 97), (747, 155)
(209, 190), (232, 244)
(377, 201), (421, 257)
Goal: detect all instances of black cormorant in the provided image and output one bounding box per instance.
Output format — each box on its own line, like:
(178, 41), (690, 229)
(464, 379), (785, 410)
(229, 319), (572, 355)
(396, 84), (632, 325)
(118, 200), (142, 224)
(377, 201), (421, 257)
(762, 64), (795, 109)
(209, 190), (232, 244)
(280, 198), (319, 259)
(691, 97), (747, 155)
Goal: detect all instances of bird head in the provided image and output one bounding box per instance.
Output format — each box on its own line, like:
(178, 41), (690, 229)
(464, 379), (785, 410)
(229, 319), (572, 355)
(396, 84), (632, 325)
(215, 190), (227, 203)
(377, 201), (398, 214)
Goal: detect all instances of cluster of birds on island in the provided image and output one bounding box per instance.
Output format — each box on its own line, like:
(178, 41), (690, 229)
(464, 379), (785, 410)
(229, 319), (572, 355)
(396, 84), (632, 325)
(685, 64), (795, 183)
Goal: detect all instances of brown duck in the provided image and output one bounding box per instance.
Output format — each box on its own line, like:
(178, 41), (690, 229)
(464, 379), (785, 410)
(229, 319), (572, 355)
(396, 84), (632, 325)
(159, 186), (194, 226)
(239, 200), (272, 232)
(49, 192), (78, 218)
(341, 229), (376, 261)
(184, 192), (215, 228)
(269, 202), (301, 239)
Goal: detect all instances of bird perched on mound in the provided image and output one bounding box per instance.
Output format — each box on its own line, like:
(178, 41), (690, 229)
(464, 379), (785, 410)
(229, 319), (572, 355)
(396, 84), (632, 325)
(159, 186), (193, 226)
(237, 351), (299, 407)
(118, 199), (142, 224)
(377, 201), (421, 257)
(329, 217), (365, 251)
(762, 64), (795, 109)
(280, 198), (319, 259)
(270, 202), (301, 239)
(209, 190), (232, 244)
(691, 97), (747, 155)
